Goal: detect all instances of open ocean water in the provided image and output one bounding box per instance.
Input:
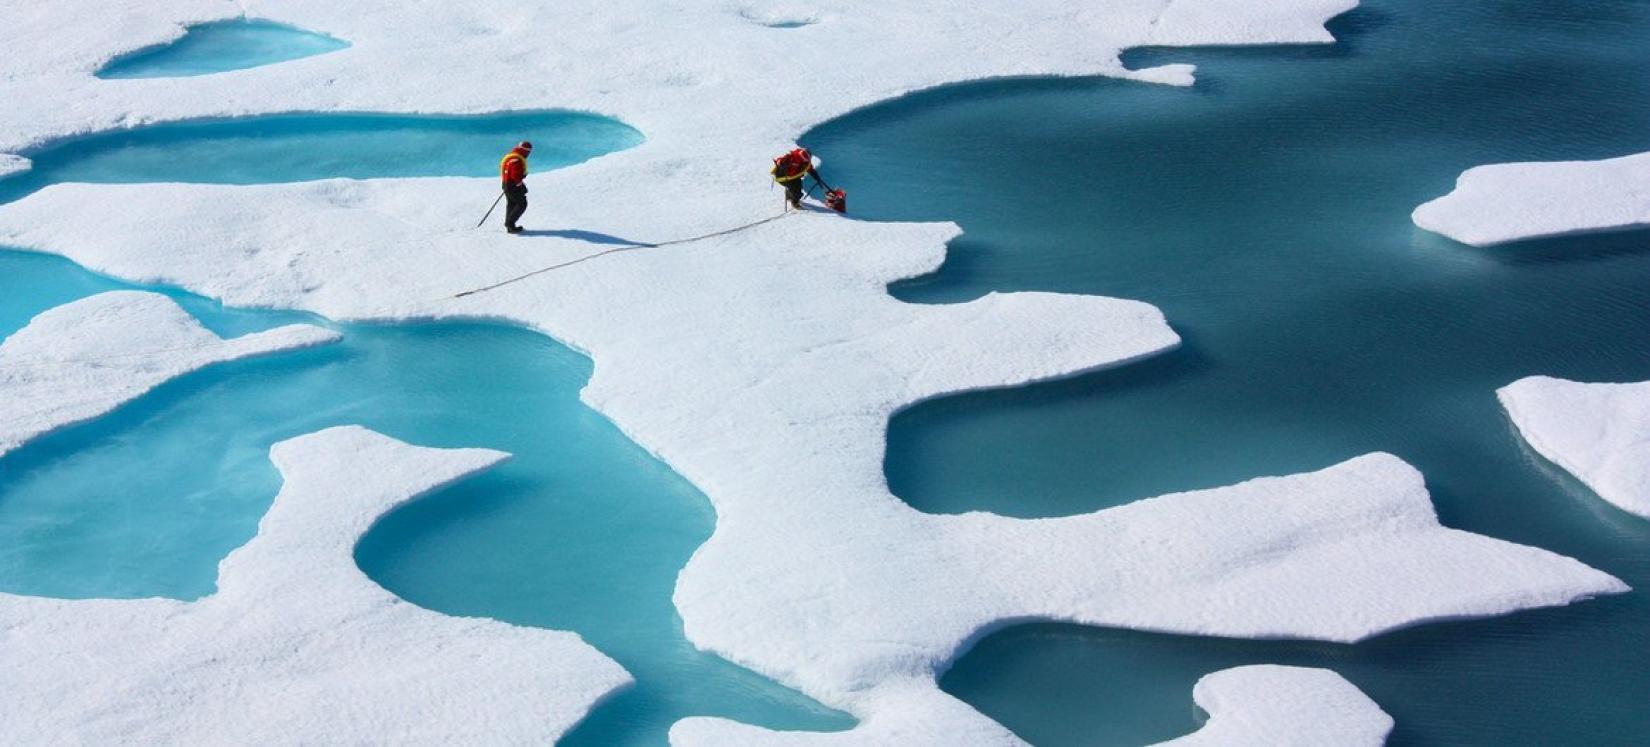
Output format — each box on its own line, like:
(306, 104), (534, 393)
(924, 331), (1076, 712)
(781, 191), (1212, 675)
(804, 0), (1650, 743)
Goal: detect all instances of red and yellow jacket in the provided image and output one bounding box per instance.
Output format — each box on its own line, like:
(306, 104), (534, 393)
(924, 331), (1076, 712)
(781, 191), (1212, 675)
(770, 149), (817, 184)
(500, 147), (529, 187)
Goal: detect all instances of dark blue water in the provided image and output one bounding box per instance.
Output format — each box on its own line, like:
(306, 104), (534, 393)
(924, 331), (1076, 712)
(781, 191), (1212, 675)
(9, 0), (1647, 742)
(804, 0), (1650, 744)
(0, 110), (642, 205)
(97, 19), (349, 79)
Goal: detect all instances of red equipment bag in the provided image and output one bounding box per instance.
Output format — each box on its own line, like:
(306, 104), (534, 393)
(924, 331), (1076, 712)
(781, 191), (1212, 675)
(824, 189), (847, 213)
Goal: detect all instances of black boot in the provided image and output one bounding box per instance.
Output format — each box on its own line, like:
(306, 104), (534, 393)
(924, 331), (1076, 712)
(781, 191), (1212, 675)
(507, 225), (524, 234)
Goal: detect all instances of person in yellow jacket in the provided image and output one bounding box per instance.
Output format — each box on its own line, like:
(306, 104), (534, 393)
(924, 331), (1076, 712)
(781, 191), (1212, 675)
(770, 147), (826, 212)
(500, 141), (532, 234)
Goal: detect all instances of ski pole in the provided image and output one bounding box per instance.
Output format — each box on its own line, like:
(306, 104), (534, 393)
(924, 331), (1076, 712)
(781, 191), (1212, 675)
(475, 191), (505, 228)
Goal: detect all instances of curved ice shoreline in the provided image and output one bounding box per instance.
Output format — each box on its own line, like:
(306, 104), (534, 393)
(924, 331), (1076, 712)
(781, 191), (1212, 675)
(95, 18), (350, 79)
(1161, 665), (1392, 746)
(0, 155), (26, 179)
(0, 179), (1629, 742)
(0, 0), (1632, 742)
(0, 290), (338, 458)
(0, 426), (630, 741)
(1500, 376), (1650, 520)
(668, 453), (1623, 744)
(1412, 152), (1650, 246)
(672, 666), (1398, 746)
(2, 0), (1358, 158)
(1419, 151), (1650, 518)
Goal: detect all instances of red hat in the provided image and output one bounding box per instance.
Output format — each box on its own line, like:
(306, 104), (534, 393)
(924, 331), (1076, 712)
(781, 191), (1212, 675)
(517, 141), (533, 152)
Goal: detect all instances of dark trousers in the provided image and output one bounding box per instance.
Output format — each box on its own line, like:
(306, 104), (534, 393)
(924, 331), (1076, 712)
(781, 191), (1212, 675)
(503, 184), (528, 228)
(782, 178), (803, 206)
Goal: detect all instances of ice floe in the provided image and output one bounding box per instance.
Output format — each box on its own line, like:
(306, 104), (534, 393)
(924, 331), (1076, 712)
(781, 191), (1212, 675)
(1160, 665), (1392, 746)
(669, 453), (1623, 744)
(0, 154), (26, 179)
(0, 290), (338, 458)
(1413, 152), (1650, 246)
(0, 426), (629, 742)
(0, 0), (1627, 741)
(1146, 0), (1354, 47)
(673, 667), (1395, 747)
(0, 0), (1359, 160)
(1500, 375), (1650, 520)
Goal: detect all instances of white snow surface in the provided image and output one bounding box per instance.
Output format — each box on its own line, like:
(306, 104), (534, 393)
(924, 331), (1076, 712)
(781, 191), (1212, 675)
(1159, 665), (1393, 746)
(0, 0), (1362, 156)
(0, 0), (1631, 742)
(670, 454), (1622, 744)
(1413, 152), (1650, 246)
(1500, 375), (1650, 520)
(0, 290), (338, 457)
(672, 665), (1394, 746)
(0, 425), (630, 742)
(0, 154), (27, 179)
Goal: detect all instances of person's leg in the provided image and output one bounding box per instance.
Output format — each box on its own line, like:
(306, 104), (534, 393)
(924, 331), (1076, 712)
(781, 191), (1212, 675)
(504, 187), (528, 230)
(503, 189), (519, 228)
(784, 180), (803, 210)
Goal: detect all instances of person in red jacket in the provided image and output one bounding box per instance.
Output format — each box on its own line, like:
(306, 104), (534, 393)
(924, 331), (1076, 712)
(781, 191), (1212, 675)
(770, 147), (831, 212)
(500, 141), (532, 234)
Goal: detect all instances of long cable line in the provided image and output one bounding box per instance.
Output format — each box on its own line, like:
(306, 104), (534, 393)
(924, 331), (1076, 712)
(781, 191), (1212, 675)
(4, 191), (823, 366)
(449, 209), (794, 299)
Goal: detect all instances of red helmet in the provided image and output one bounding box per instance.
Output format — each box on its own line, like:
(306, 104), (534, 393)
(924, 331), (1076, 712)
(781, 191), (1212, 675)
(517, 140), (533, 152)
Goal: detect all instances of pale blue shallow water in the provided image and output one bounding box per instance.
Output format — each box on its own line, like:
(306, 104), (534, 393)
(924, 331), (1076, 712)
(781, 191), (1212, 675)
(4, 0), (1648, 744)
(0, 110), (845, 741)
(0, 251), (852, 742)
(802, 0), (1650, 744)
(96, 19), (349, 79)
(0, 110), (642, 206)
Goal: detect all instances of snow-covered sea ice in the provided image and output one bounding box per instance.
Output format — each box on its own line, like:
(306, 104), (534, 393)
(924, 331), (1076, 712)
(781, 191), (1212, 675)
(0, 426), (630, 742)
(1499, 376), (1650, 521)
(95, 18), (349, 79)
(0, 291), (338, 458)
(1414, 153), (1650, 247)
(1, 0), (1646, 743)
